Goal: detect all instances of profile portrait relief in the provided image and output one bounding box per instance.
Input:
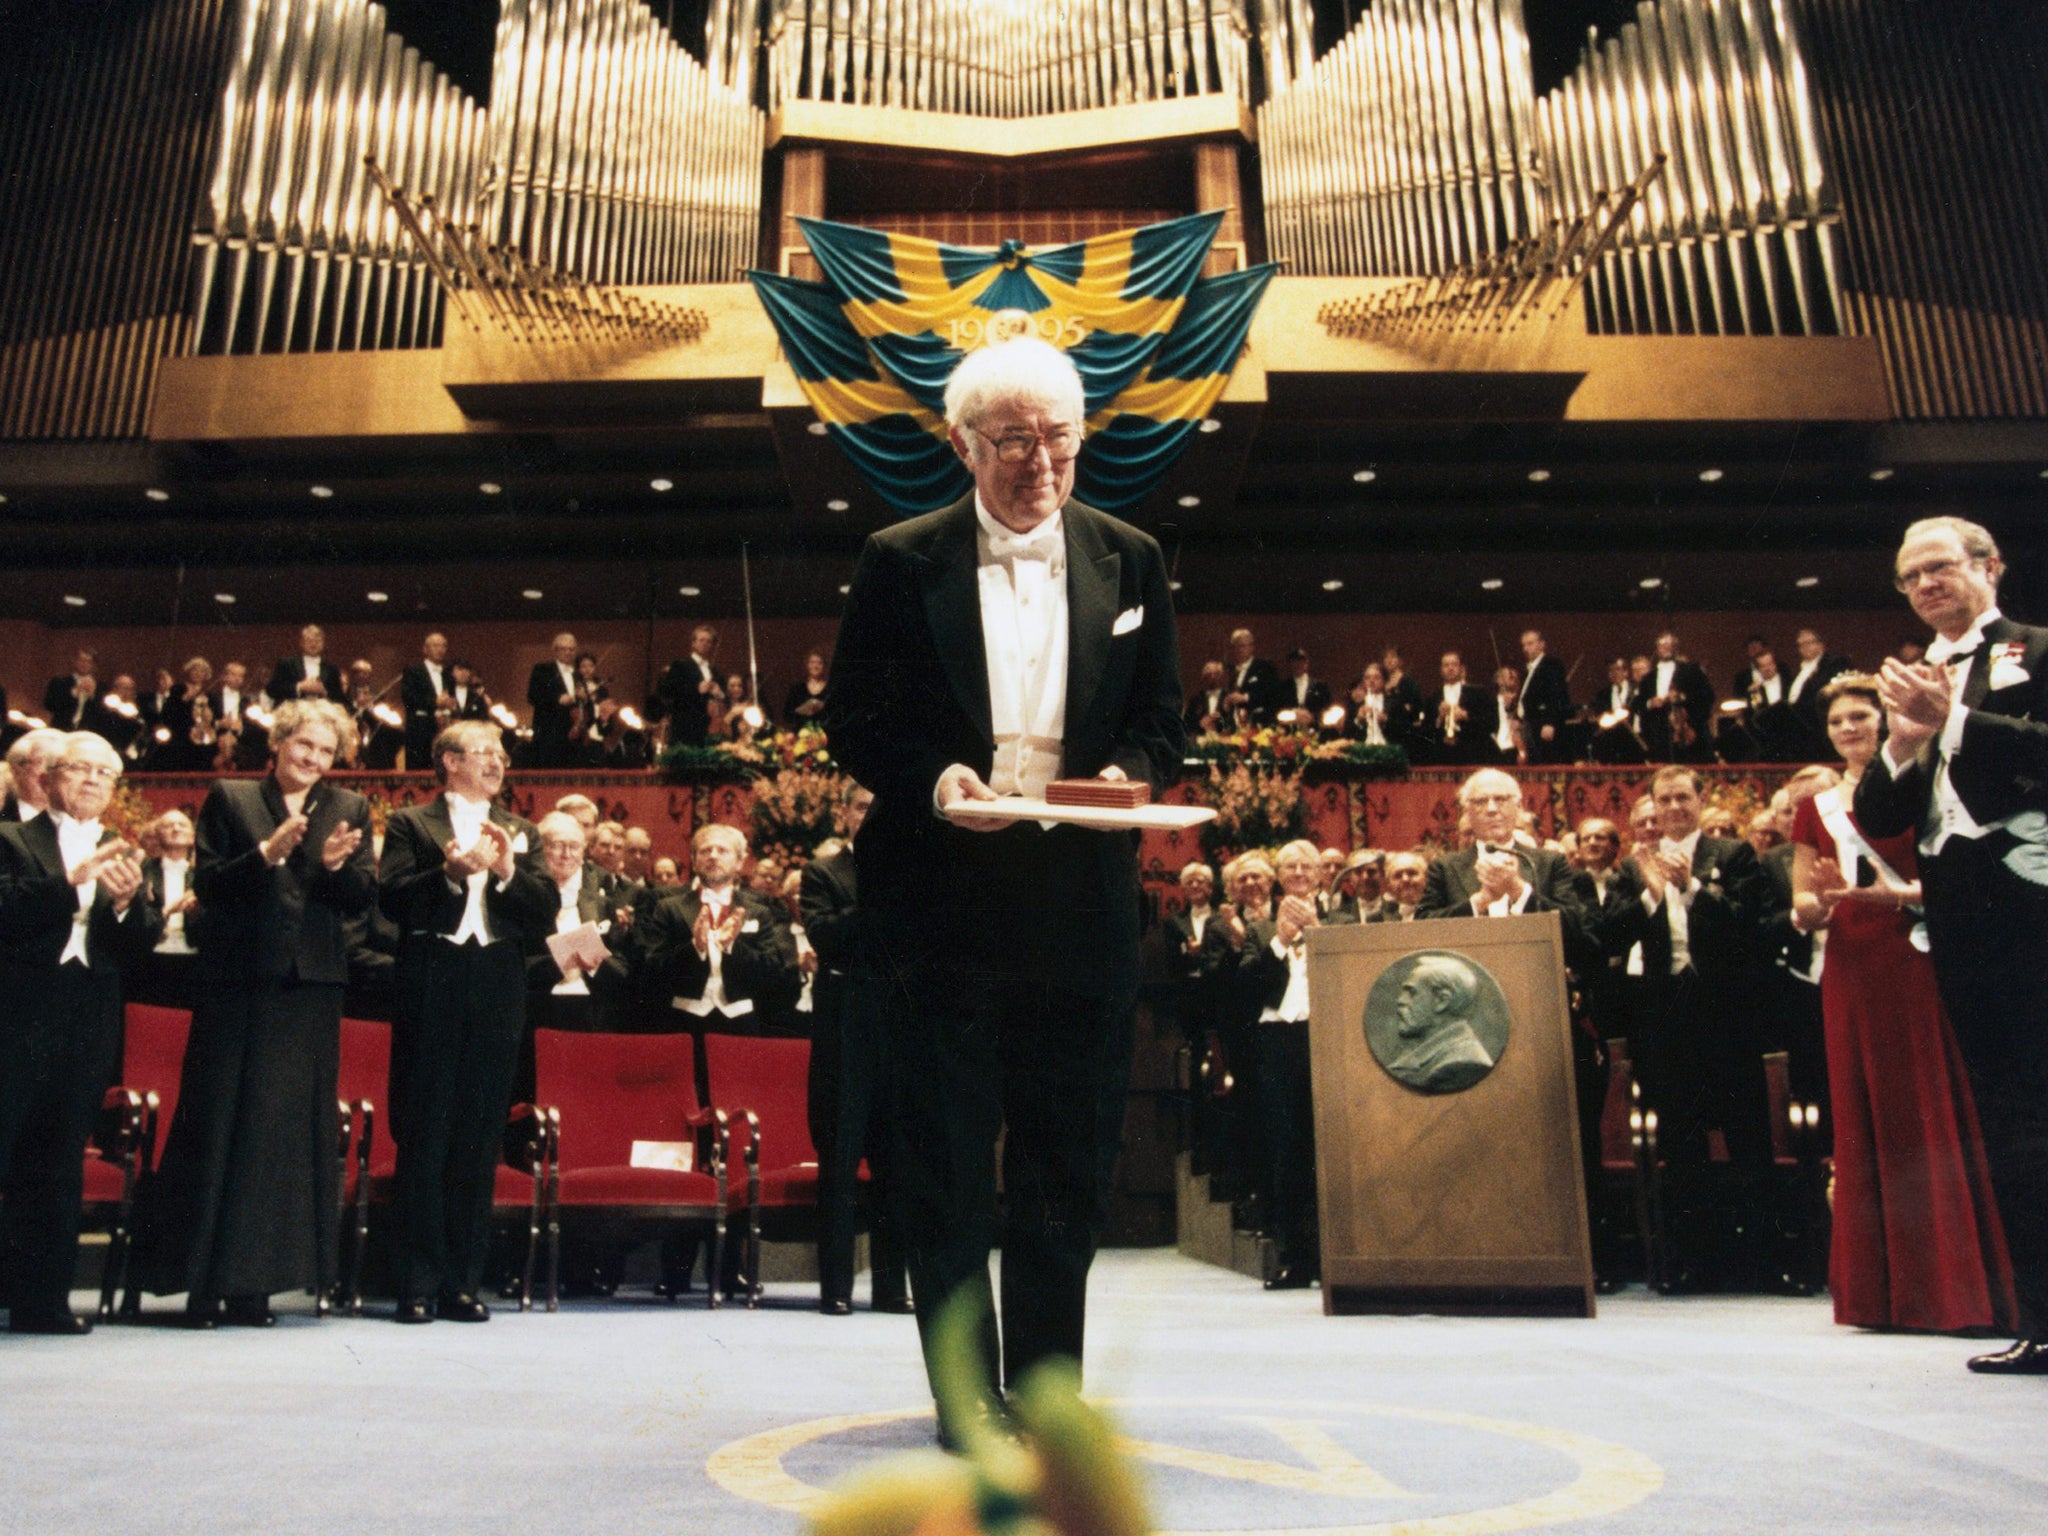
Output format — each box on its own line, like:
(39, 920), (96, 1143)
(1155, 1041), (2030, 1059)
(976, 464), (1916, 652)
(1364, 950), (1511, 1094)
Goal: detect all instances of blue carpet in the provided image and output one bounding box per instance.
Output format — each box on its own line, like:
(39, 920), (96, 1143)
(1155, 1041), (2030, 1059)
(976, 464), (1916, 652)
(3, 1250), (2041, 1534)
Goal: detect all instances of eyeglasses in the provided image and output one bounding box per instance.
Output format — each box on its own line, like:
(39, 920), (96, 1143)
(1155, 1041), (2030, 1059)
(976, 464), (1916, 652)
(456, 748), (509, 763)
(61, 764), (118, 782)
(972, 424), (1085, 464)
(1894, 557), (1976, 591)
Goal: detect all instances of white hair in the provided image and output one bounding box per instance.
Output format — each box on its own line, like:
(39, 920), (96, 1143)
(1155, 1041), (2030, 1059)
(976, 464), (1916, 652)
(692, 821), (748, 855)
(7, 727), (69, 771)
(943, 337), (1084, 431)
(1457, 768), (1520, 807)
(535, 811), (586, 846)
(60, 732), (122, 774)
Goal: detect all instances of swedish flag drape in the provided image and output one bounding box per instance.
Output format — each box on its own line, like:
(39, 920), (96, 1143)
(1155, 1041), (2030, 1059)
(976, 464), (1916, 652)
(748, 213), (1276, 517)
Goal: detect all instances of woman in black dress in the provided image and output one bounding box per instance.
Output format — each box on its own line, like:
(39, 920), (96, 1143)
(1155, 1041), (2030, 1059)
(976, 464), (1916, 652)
(134, 699), (376, 1325)
(783, 649), (830, 730)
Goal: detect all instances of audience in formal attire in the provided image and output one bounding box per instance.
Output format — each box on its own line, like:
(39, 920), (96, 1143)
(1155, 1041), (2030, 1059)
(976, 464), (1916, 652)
(652, 625), (723, 748)
(43, 648), (102, 734)
(783, 650), (831, 731)
(0, 733), (159, 1334)
(527, 633), (583, 769)
(134, 700), (373, 1328)
(1184, 661), (1230, 737)
(1420, 651), (1492, 764)
(1275, 649), (1331, 729)
(399, 633), (453, 769)
(1223, 628), (1282, 727)
(1516, 630), (1573, 764)
(1640, 632), (1715, 763)
(265, 625), (344, 708)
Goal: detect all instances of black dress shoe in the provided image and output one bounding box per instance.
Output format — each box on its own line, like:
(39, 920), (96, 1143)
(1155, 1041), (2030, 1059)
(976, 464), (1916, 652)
(438, 1293), (490, 1323)
(183, 1297), (221, 1330)
(1967, 1339), (2048, 1375)
(222, 1297), (276, 1328)
(1264, 1266), (1314, 1291)
(10, 1310), (93, 1335)
(872, 1294), (915, 1315)
(819, 1297), (853, 1316)
(393, 1299), (435, 1325)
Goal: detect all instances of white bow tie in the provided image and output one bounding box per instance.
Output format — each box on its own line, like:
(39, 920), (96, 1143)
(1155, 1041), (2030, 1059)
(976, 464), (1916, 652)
(1926, 632), (1984, 666)
(984, 521), (1063, 565)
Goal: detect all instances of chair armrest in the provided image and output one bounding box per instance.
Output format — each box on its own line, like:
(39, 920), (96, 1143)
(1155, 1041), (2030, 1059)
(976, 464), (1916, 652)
(93, 1088), (147, 1164)
(505, 1102), (553, 1173)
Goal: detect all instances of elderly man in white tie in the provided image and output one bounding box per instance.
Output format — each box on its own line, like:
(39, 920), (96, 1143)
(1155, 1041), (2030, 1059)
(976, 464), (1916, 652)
(1855, 515), (2048, 1373)
(824, 335), (1182, 1444)
(0, 732), (159, 1333)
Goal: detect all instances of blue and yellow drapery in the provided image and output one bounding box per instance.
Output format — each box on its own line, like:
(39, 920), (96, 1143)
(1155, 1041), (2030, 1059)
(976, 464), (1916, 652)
(748, 213), (1276, 517)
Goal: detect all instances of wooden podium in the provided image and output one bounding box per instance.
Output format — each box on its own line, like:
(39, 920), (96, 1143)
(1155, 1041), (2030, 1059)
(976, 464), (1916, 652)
(1305, 913), (1595, 1317)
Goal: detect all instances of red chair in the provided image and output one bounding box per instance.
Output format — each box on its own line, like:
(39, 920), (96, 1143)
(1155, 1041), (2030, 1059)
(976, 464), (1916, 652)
(532, 1030), (728, 1311)
(700, 1034), (821, 1308)
(109, 1004), (193, 1318)
(1597, 1037), (1664, 1290)
(1764, 1049), (1830, 1293)
(335, 1018), (550, 1315)
(81, 1088), (150, 1320)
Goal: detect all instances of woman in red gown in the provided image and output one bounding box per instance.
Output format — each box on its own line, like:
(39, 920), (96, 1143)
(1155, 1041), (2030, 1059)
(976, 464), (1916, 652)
(1792, 673), (2015, 1332)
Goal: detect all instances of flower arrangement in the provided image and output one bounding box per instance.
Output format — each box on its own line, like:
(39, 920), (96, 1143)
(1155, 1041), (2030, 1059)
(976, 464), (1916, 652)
(659, 725), (839, 783)
(750, 764), (851, 867)
(1185, 725), (1407, 780)
(1194, 762), (1307, 858)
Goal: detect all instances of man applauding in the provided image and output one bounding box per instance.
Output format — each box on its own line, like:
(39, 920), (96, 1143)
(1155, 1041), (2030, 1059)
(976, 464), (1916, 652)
(1856, 516), (2048, 1374)
(378, 721), (553, 1324)
(0, 734), (160, 1333)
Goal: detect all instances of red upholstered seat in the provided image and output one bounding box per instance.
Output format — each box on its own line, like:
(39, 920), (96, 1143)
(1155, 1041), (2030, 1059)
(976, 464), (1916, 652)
(100, 1005), (192, 1318)
(700, 1034), (820, 1306)
(532, 1029), (728, 1309)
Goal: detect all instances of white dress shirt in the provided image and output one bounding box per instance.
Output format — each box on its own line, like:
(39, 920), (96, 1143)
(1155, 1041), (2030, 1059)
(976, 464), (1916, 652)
(423, 660), (444, 697)
(1186, 902), (1211, 943)
(155, 856), (194, 954)
(974, 499), (1068, 800)
(1653, 659), (1677, 699)
(1754, 673), (1784, 704)
(1258, 932), (1311, 1023)
(1643, 829), (1703, 973)
(1788, 657), (1821, 702)
(220, 686), (241, 720)
(673, 884), (749, 1018)
(1887, 608), (2000, 857)
(444, 794), (498, 946)
(54, 814), (110, 965)
(551, 878), (590, 995)
(1358, 691), (1388, 746)
(1494, 698), (1517, 752)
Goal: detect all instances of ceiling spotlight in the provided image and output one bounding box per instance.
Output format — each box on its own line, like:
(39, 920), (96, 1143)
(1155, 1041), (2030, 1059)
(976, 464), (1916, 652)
(479, 481), (502, 495)
(650, 477), (674, 492)
(1526, 469), (1552, 483)
(677, 585), (701, 597)
(837, 584), (851, 595)
(1697, 468), (1724, 483)
(1177, 494), (1201, 508)
(826, 498), (850, 512)
(366, 591), (389, 603)
(144, 487), (171, 503)
(521, 588), (544, 600)
(1321, 579), (1345, 592)
(1198, 418), (1222, 434)
(1868, 467), (1895, 482)
(1168, 580), (1183, 592)
(0, 492), (9, 504)
(1481, 578), (1504, 591)
(1352, 469), (1378, 484)
(1639, 577), (1664, 589)
(2039, 467), (2048, 480)
(309, 484), (334, 498)
(62, 595), (86, 607)
(213, 592), (236, 605)
(1795, 576), (1820, 589)
(807, 421), (829, 437)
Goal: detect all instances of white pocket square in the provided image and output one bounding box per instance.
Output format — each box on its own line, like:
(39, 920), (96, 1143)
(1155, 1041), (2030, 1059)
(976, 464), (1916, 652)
(510, 832), (529, 853)
(1990, 660), (2031, 691)
(1112, 605), (1144, 636)
(741, 918), (760, 933)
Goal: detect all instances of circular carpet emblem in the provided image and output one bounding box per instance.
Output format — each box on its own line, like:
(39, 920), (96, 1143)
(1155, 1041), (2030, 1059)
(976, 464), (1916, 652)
(707, 1394), (1664, 1535)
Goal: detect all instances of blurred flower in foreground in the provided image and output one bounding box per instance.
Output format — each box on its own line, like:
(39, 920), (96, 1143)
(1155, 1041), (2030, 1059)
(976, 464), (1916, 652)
(809, 1293), (1151, 1536)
